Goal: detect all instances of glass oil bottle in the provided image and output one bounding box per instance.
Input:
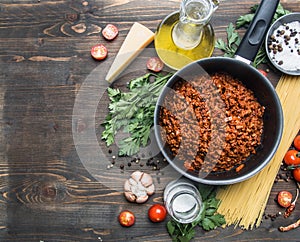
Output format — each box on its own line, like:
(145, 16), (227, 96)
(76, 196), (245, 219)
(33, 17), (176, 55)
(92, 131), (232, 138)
(155, 0), (219, 70)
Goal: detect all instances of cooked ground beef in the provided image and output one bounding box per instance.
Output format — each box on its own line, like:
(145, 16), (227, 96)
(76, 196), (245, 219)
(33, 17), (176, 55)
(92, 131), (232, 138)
(159, 72), (264, 173)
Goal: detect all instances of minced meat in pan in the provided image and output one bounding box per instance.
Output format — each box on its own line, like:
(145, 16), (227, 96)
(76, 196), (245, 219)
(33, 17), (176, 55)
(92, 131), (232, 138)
(159, 72), (264, 173)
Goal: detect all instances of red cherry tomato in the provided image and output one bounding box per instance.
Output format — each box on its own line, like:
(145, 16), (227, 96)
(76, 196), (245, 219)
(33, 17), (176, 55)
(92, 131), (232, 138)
(91, 44), (108, 60)
(102, 24), (119, 40)
(148, 204), (167, 223)
(277, 191), (293, 208)
(118, 210), (135, 227)
(294, 135), (300, 151)
(146, 57), (164, 72)
(293, 168), (300, 182)
(258, 69), (267, 77)
(283, 149), (300, 166)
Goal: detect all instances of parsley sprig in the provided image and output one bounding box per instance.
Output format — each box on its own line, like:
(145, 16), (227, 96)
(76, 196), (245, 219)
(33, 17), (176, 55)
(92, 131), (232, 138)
(215, 3), (291, 67)
(167, 185), (225, 242)
(101, 72), (173, 156)
(236, 4), (290, 28)
(215, 23), (241, 58)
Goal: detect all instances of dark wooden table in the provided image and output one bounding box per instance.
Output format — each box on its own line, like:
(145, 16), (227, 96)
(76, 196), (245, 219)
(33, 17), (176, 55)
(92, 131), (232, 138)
(1, 0), (300, 241)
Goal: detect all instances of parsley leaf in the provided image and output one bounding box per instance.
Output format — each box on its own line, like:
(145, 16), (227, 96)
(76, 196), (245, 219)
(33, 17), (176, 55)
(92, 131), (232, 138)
(236, 13), (254, 28)
(167, 220), (199, 242)
(215, 23), (241, 58)
(201, 217), (216, 230)
(101, 72), (173, 156)
(236, 3), (290, 28)
(209, 213), (226, 227)
(197, 183), (216, 201)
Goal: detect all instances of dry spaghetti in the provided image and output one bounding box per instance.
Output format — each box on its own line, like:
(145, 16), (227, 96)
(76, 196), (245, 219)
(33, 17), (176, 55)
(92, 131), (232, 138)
(216, 74), (300, 230)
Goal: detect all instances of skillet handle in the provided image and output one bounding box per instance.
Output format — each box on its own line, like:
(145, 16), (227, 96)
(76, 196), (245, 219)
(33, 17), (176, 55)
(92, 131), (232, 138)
(234, 0), (280, 64)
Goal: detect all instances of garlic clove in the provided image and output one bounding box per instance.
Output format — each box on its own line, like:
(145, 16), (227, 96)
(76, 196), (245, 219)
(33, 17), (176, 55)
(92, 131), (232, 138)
(128, 177), (138, 186)
(146, 184), (155, 195)
(124, 179), (131, 192)
(136, 195), (149, 203)
(124, 191), (136, 202)
(140, 172), (153, 187)
(131, 171), (143, 181)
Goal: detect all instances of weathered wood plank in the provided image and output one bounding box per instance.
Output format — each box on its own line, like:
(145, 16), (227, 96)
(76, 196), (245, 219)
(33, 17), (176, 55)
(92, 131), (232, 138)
(0, 0), (299, 241)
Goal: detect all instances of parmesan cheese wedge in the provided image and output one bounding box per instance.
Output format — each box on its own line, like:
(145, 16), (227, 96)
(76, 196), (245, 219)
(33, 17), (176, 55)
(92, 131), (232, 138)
(105, 22), (155, 83)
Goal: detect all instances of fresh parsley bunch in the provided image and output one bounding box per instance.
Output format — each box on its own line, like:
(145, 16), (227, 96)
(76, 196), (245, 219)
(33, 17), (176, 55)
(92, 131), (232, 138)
(236, 3), (290, 28)
(101, 72), (173, 156)
(215, 3), (290, 67)
(167, 185), (225, 242)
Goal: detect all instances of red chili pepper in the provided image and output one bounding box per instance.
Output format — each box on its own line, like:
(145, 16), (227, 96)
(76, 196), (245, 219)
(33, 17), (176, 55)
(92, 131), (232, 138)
(279, 218), (300, 232)
(284, 187), (299, 218)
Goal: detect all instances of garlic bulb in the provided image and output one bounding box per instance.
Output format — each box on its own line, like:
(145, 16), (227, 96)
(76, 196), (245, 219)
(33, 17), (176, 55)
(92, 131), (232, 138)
(124, 171), (155, 203)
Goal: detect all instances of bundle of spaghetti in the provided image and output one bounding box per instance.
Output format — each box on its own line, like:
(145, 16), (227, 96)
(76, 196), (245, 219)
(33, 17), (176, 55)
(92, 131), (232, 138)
(216, 74), (300, 230)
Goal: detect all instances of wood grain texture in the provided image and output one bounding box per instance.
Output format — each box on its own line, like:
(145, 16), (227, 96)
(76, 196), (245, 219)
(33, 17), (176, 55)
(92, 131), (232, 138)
(0, 0), (299, 241)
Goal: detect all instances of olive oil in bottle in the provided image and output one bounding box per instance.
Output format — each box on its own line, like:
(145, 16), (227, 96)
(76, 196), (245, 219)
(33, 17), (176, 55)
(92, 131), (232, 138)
(155, 0), (219, 70)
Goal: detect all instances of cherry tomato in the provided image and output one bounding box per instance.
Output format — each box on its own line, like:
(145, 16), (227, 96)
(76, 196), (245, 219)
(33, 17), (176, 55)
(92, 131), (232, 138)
(91, 44), (108, 60)
(283, 149), (300, 166)
(148, 204), (167, 223)
(258, 69), (267, 77)
(118, 210), (135, 227)
(102, 24), (119, 40)
(294, 135), (300, 151)
(277, 191), (293, 208)
(146, 57), (164, 72)
(293, 168), (300, 182)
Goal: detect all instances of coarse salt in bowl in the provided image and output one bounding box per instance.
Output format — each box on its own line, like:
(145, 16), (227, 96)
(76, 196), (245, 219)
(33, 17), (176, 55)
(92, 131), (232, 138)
(266, 13), (300, 75)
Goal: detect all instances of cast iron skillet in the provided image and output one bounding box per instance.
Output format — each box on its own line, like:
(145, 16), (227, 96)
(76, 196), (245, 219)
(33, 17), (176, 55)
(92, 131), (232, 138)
(154, 0), (284, 185)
